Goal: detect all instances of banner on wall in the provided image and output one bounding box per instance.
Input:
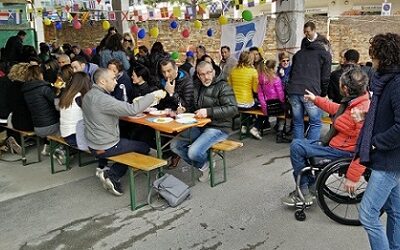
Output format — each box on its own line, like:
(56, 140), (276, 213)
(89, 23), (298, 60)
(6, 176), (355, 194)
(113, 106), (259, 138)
(220, 16), (268, 59)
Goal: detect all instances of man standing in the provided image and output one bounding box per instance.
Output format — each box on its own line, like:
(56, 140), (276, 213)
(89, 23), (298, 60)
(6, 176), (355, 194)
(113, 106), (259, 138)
(195, 45), (206, 65)
(286, 21), (332, 140)
(158, 59), (194, 112)
(4, 31), (26, 65)
(170, 61), (238, 182)
(219, 46), (237, 80)
(82, 68), (166, 196)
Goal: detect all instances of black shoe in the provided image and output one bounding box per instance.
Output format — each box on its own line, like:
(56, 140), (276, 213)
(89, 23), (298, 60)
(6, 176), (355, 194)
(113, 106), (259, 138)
(102, 171), (123, 196)
(276, 133), (292, 143)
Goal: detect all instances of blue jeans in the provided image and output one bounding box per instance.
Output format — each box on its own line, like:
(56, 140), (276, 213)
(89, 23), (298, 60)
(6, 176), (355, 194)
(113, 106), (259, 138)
(90, 138), (150, 179)
(289, 94), (322, 140)
(359, 169), (400, 250)
(170, 127), (228, 169)
(290, 139), (353, 189)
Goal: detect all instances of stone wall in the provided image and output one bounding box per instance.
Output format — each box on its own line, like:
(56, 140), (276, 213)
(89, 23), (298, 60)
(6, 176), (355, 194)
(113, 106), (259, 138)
(44, 16), (400, 64)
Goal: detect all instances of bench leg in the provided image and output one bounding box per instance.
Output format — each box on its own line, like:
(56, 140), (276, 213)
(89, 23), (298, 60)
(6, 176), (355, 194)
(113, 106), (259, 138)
(20, 134), (27, 166)
(129, 169), (150, 211)
(50, 140), (68, 174)
(36, 136), (41, 163)
(78, 151), (97, 167)
(209, 150), (227, 187)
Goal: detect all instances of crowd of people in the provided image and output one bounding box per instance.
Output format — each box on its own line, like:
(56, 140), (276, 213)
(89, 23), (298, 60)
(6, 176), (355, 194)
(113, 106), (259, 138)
(0, 21), (399, 250)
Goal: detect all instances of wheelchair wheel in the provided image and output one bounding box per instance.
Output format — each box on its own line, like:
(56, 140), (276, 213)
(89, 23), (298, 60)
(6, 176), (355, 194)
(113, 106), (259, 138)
(316, 158), (367, 226)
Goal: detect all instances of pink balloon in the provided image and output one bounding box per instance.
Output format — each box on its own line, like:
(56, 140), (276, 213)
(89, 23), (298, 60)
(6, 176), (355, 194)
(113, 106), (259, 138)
(130, 25), (139, 34)
(84, 48), (92, 56)
(181, 28), (190, 38)
(73, 20), (81, 30)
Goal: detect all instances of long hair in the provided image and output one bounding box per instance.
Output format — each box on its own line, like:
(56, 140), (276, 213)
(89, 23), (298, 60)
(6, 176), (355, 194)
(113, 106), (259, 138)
(59, 72), (91, 109)
(259, 60), (277, 83)
(25, 65), (43, 82)
(237, 51), (253, 68)
(105, 33), (124, 52)
(59, 64), (74, 87)
(8, 63), (30, 82)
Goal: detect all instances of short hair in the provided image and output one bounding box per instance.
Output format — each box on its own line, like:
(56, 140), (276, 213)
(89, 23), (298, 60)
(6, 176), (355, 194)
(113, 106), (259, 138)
(304, 21), (316, 30)
(93, 68), (110, 85)
(17, 30), (26, 36)
(107, 59), (123, 72)
(340, 66), (368, 96)
(221, 46), (230, 52)
(57, 54), (71, 64)
(196, 61), (213, 71)
(249, 46), (259, 52)
(133, 64), (151, 82)
(159, 59), (177, 69)
(344, 49), (360, 63)
(71, 45), (81, 50)
(278, 51), (290, 61)
(138, 45), (149, 54)
(197, 45), (206, 54)
(369, 33), (400, 71)
(71, 55), (87, 64)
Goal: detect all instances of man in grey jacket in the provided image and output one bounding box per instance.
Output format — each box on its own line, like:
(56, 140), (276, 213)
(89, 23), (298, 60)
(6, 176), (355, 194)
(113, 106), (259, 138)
(83, 68), (166, 196)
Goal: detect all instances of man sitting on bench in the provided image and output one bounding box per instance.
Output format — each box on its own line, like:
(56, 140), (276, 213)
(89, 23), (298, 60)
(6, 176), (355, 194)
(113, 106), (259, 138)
(170, 61), (238, 182)
(82, 68), (166, 196)
(281, 66), (370, 206)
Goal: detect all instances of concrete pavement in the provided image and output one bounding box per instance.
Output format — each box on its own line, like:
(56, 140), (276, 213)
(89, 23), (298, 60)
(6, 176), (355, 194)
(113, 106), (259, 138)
(0, 131), (371, 250)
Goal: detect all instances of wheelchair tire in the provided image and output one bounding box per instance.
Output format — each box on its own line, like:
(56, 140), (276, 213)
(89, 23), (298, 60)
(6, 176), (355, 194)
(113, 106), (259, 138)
(316, 158), (367, 226)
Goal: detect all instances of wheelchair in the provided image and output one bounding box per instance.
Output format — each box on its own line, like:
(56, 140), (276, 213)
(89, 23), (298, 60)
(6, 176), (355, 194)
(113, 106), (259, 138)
(294, 157), (370, 226)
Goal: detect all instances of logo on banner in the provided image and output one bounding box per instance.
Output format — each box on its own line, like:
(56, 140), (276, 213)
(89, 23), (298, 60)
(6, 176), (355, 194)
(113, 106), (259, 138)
(235, 23), (255, 52)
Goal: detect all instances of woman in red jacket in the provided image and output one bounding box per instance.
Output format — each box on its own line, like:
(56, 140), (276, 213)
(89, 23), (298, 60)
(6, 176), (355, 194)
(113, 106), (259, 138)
(281, 66), (370, 207)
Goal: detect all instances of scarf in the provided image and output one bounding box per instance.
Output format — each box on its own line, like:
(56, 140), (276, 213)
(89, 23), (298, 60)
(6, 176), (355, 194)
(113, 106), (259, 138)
(357, 66), (400, 164)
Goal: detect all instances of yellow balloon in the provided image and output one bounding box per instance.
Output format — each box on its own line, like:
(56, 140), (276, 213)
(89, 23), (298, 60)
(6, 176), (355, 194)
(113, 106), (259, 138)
(67, 13), (73, 22)
(102, 20), (110, 31)
(149, 27), (159, 38)
(43, 18), (51, 26)
(194, 20), (202, 30)
(134, 48), (139, 55)
(218, 15), (228, 25)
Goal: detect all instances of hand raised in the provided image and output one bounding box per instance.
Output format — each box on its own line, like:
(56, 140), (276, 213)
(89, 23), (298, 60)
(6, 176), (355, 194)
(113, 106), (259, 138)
(304, 89), (316, 102)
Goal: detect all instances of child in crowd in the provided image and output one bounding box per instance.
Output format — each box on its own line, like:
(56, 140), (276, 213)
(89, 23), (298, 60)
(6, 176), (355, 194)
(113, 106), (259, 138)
(107, 59), (134, 103)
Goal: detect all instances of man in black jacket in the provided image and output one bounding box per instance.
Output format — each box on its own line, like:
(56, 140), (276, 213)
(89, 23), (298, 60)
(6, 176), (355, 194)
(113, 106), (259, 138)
(287, 21), (332, 140)
(170, 61), (238, 182)
(4, 31), (26, 65)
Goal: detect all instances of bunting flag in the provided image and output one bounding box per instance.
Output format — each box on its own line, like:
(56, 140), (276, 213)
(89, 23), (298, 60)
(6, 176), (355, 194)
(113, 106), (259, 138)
(73, 4), (79, 12)
(148, 8), (154, 18)
(198, 4), (206, 15)
(259, 0), (266, 4)
(210, 3), (218, 13)
(36, 7), (43, 16)
(247, 0), (255, 7)
(121, 11), (128, 21)
(81, 11), (90, 22)
(222, 0), (230, 12)
(185, 6), (194, 19)
(172, 6), (181, 18)
(234, 0), (243, 10)
(108, 11), (115, 20)
(88, 0), (96, 10)
(160, 7), (168, 18)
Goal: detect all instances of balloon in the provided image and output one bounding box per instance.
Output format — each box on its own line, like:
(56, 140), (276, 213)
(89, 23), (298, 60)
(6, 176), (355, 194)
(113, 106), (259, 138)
(130, 25), (139, 34)
(242, 10), (253, 21)
(43, 18), (51, 26)
(55, 21), (62, 30)
(186, 51), (194, 57)
(73, 20), (81, 30)
(193, 20), (202, 30)
(170, 20), (178, 29)
(218, 15), (228, 25)
(102, 20), (110, 31)
(137, 28), (146, 39)
(134, 48), (139, 55)
(171, 51), (180, 60)
(207, 28), (213, 37)
(149, 27), (159, 38)
(181, 28), (190, 38)
(84, 48), (92, 57)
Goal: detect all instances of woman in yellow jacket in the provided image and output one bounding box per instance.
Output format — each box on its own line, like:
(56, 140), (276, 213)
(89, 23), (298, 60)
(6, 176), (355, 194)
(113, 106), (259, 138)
(229, 51), (258, 108)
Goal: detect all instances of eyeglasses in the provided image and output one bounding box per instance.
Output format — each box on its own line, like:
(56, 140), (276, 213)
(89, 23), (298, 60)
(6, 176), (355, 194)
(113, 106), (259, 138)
(198, 70), (213, 78)
(281, 59), (289, 63)
(124, 38), (133, 43)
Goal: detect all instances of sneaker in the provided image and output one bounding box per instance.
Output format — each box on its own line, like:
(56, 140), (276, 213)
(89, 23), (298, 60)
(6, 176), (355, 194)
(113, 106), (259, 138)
(241, 126), (247, 134)
(96, 166), (110, 178)
(6, 136), (22, 155)
(281, 191), (314, 206)
(198, 166), (210, 183)
(101, 171), (123, 196)
(41, 144), (50, 156)
(250, 127), (262, 140)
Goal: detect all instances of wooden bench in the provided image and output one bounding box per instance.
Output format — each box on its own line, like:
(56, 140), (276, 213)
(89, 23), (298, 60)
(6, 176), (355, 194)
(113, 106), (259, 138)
(108, 152), (168, 210)
(1, 125), (41, 165)
(209, 139), (244, 187)
(47, 135), (96, 174)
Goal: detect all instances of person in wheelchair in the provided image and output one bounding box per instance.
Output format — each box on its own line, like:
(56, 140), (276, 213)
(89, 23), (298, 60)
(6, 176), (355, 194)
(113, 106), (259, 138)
(281, 66), (370, 206)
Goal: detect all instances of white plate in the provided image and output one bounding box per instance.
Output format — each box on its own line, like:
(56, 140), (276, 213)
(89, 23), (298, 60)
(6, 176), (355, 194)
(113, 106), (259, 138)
(175, 117), (197, 124)
(176, 113), (195, 119)
(130, 113), (146, 119)
(151, 117), (174, 124)
(144, 107), (157, 113)
(149, 110), (167, 116)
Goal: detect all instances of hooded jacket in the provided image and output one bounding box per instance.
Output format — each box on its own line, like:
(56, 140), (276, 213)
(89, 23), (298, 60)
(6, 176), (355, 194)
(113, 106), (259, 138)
(287, 36), (332, 97)
(22, 80), (59, 128)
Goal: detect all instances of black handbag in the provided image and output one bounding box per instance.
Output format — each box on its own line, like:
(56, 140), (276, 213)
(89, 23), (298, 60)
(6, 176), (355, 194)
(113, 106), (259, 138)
(266, 99), (285, 116)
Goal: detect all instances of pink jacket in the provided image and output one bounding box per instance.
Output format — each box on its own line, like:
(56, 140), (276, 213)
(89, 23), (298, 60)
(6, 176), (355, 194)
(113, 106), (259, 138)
(257, 74), (285, 115)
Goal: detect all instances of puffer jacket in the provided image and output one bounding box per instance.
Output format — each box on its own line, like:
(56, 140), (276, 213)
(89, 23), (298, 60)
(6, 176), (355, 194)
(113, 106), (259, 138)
(257, 74), (285, 115)
(193, 74), (238, 131)
(314, 92), (370, 152)
(22, 80), (59, 128)
(229, 66), (258, 106)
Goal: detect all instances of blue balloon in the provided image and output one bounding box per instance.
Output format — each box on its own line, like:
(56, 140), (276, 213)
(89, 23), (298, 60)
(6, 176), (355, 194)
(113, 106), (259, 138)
(138, 28), (146, 39)
(170, 21), (178, 29)
(55, 21), (62, 30)
(186, 51), (194, 57)
(207, 28), (213, 37)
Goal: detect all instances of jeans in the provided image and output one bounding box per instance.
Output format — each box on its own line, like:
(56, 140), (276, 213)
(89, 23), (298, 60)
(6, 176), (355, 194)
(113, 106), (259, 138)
(289, 94), (322, 140)
(64, 134), (77, 147)
(170, 127), (228, 169)
(359, 169), (400, 250)
(290, 139), (353, 189)
(90, 138), (150, 179)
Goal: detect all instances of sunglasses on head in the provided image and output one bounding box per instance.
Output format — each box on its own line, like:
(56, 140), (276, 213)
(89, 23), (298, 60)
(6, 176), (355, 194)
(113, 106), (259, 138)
(124, 38), (132, 43)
